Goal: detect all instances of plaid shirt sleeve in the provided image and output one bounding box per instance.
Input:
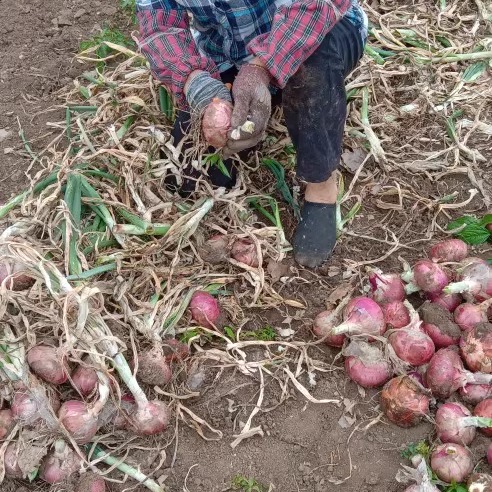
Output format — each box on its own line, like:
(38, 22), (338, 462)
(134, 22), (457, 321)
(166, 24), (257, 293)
(247, 0), (353, 88)
(136, 1), (220, 108)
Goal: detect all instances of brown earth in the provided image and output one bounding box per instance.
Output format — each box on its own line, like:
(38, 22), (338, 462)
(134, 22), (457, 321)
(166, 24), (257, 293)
(1, 1), (491, 492)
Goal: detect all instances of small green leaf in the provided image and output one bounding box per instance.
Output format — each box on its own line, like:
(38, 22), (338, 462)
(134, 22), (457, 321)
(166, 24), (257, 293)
(456, 222), (490, 245)
(224, 326), (235, 341)
(479, 214), (492, 226)
(79, 86), (91, 99)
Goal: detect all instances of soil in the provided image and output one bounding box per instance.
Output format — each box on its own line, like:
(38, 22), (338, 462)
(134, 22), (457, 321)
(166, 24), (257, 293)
(1, 2), (491, 492)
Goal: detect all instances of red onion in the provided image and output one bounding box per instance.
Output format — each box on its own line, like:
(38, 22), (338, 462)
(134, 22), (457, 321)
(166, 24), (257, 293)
(76, 473), (106, 492)
(429, 239), (468, 263)
(343, 340), (392, 388)
(132, 400), (170, 435)
(72, 364), (98, 396)
(403, 260), (449, 296)
(454, 299), (492, 331)
(114, 394), (137, 430)
(27, 344), (68, 385)
(428, 292), (463, 312)
(4, 441), (24, 478)
(474, 398), (492, 436)
(189, 291), (220, 328)
(382, 301), (410, 329)
(388, 301), (435, 366)
(380, 375), (430, 427)
(0, 408), (14, 439)
(468, 473), (492, 492)
(420, 302), (461, 348)
(202, 98), (232, 148)
(199, 234), (230, 264)
(331, 296), (386, 337)
(460, 322), (492, 373)
(435, 402), (478, 445)
(11, 386), (60, 426)
(426, 347), (492, 399)
(136, 346), (173, 386)
(444, 259), (492, 301)
(368, 270), (406, 304)
(459, 383), (492, 405)
(162, 338), (190, 363)
(431, 443), (473, 483)
(313, 309), (346, 347)
(58, 400), (99, 444)
(39, 440), (81, 484)
(231, 238), (259, 267)
(0, 261), (35, 291)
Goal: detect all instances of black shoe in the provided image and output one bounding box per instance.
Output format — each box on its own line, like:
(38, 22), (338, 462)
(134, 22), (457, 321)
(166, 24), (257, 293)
(292, 201), (337, 268)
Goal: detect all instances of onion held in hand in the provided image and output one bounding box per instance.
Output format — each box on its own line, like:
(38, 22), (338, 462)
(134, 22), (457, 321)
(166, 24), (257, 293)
(380, 376), (430, 428)
(331, 297), (385, 338)
(382, 301), (410, 329)
(431, 443), (473, 483)
(58, 400), (98, 444)
(420, 302), (461, 348)
(189, 291), (220, 328)
(343, 340), (392, 388)
(27, 344), (68, 385)
(202, 98), (232, 148)
(460, 322), (492, 373)
(40, 440), (81, 484)
(403, 260), (449, 296)
(368, 270), (405, 304)
(429, 239), (468, 263)
(474, 398), (492, 436)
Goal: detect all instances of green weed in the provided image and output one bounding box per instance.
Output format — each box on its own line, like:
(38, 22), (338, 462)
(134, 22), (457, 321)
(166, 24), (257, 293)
(120, 0), (137, 23)
(231, 475), (267, 492)
(241, 325), (277, 341)
(400, 440), (431, 460)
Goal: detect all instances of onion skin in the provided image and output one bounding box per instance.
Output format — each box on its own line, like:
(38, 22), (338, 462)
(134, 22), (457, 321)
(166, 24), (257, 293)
(368, 271), (406, 304)
(435, 402), (475, 445)
(162, 338), (190, 363)
(332, 297), (386, 337)
(380, 376), (430, 428)
(231, 238), (259, 267)
(72, 364), (98, 396)
(430, 443), (473, 483)
(0, 262), (35, 291)
(76, 473), (106, 492)
(428, 292), (463, 312)
(382, 301), (410, 329)
(11, 385), (60, 426)
(58, 400), (98, 444)
(189, 291), (220, 329)
(313, 310), (346, 347)
(454, 302), (489, 331)
(136, 347), (173, 386)
(460, 322), (492, 373)
(4, 442), (24, 478)
(459, 383), (492, 405)
(389, 328), (435, 366)
(468, 473), (492, 492)
(27, 344), (68, 385)
(0, 408), (14, 439)
(202, 98), (232, 148)
(474, 399), (492, 436)
(429, 239), (468, 263)
(39, 440), (81, 484)
(132, 400), (170, 436)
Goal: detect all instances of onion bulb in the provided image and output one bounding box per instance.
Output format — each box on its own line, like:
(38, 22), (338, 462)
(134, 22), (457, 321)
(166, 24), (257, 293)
(39, 440), (81, 484)
(468, 473), (492, 492)
(459, 383), (492, 405)
(460, 322), (492, 373)
(71, 363), (98, 396)
(368, 270), (405, 304)
(428, 292), (463, 313)
(331, 297), (386, 337)
(429, 239), (468, 263)
(444, 258), (492, 301)
(231, 238), (259, 267)
(202, 98), (232, 148)
(27, 344), (68, 385)
(199, 234), (230, 264)
(382, 301), (411, 329)
(58, 400), (98, 444)
(136, 346), (173, 386)
(474, 398), (492, 436)
(0, 408), (14, 439)
(454, 299), (492, 331)
(189, 291), (220, 328)
(313, 309), (346, 347)
(403, 260), (449, 296)
(420, 302), (461, 348)
(162, 338), (190, 363)
(132, 400), (170, 436)
(76, 473), (106, 492)
(430, 443), (473, 483)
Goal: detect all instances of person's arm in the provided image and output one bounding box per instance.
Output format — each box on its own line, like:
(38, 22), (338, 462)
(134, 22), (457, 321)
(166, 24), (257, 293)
(247, 0), (353, 88)
(136, 0), (220, 108)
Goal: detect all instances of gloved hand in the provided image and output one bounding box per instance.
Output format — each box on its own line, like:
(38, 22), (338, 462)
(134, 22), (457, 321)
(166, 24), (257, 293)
(223, 63), (272, 157)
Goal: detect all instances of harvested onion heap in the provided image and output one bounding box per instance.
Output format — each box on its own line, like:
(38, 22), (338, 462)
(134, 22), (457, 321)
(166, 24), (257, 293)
(312, 238), (492, 485)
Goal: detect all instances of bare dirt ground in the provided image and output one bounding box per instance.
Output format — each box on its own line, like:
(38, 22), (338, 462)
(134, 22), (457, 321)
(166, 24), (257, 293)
(1, 1), (491, 492)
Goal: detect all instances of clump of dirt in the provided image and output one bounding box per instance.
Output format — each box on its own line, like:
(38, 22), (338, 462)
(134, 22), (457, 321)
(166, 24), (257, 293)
(420, 302), (462, 337)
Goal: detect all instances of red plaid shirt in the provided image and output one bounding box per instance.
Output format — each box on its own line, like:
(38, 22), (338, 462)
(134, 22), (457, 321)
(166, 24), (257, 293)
(137, 0), (355, 108)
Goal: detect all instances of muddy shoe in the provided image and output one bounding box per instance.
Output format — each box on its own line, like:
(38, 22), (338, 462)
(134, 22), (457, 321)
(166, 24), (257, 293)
(292, 201), (337, 268)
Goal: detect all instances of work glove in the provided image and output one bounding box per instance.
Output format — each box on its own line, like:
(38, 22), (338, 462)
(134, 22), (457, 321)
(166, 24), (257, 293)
(184, 70), (233, 148)
(223, 63), (272, 157)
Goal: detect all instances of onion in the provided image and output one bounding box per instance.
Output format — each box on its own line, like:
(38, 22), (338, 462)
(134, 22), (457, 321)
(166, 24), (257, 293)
(488, 443), (492, 465)
(72, 364), (98, 396)
(420, 302), (461, 348)
(430, 443), (473, 483)
(380, 375), (430, 427)
(231, 238), (259, 267)
(11, 385), (60, 426)
(382, 301), (410, 329)
(388, 301), (435, 366)
(444, 259), (492, 301)
(428, 292), (463, 312)
(27, 344), (68, 385)
(459, 383), (492, 405)
(313, 309), (346, 347)
(76, 473), (106, 492)
(426, 347), (492, 399)
(202, 98), (232, 148)
(0, 261), (35, 291)
(136, 346), (173, 386)
(114, 394), (137, 430)
(343, 340), (392, 388)
(474, 398), (492, 436)
(468, 473), (492, 492)
(0, 408), (14, 439)
(132, 400), (170, 435)
(39, 440), (81, 484)
(454, 299), (492, 331)
(435, 402), (478, 445)
(331, 297), (386, 337)
(199, 234), (230, 264)
(429, 239), (468, 263)
(162, 338), (190, 363)
(58, 400), (99, 444)
(403, 260), (449, 296)
(460, 322), (492, 373)
(4, 442), (24, 478)
(401, 458), (440, 492)
(189, 291), (220, 328)
(368, 270), (406, 304)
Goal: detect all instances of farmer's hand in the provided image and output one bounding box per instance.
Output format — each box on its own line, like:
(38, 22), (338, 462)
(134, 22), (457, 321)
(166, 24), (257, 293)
(223, 61), (272, 157)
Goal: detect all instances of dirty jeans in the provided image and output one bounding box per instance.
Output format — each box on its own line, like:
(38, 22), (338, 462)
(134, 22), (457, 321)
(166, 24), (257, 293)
(171, 16), (365, 190)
